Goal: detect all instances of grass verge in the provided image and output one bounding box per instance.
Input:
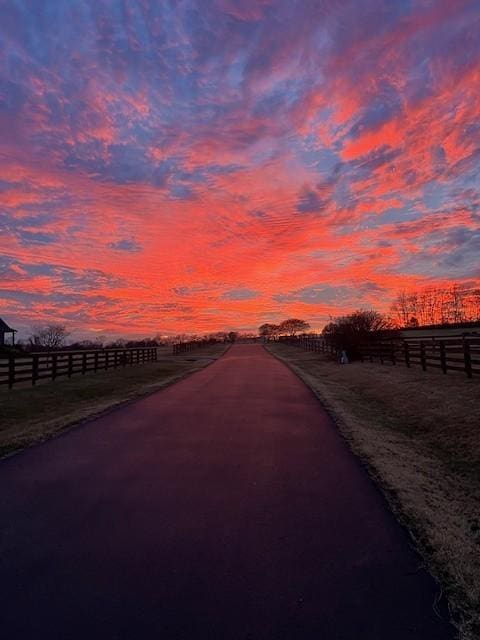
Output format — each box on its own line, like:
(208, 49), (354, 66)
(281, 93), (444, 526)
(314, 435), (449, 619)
(0, 344), (227, 459)
(267, 342), (480, 640)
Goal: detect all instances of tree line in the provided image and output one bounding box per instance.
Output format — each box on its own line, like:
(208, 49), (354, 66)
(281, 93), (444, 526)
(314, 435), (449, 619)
(6, 326), (242, 353)
(258, 318), (310, 339)
(389, 284), (480, 327)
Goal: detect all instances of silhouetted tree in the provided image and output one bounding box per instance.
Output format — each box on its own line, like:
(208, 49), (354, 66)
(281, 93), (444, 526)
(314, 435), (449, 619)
(322, 310), (392, 359)
(389, 284), (480, 326)
(278, 318), (310, 336)
(258, 323), (280, 340)
(29, 324), (69, 350)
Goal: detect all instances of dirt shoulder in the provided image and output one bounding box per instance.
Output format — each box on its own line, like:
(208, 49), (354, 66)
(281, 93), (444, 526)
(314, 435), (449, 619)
(267, 342), (480, 640)
(0, 344), (228, 459)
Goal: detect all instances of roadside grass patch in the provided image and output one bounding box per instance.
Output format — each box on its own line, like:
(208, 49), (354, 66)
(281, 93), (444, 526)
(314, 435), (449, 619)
(267, 343), (480, 640)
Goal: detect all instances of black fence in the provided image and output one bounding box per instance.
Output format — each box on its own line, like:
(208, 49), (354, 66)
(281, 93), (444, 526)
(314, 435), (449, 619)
(0, 347), (158, 389)
(172, 338), (219, 355)
(360, 336), (480, 378)
(278, 335), (338, 356)
(278, 333), (480, 379)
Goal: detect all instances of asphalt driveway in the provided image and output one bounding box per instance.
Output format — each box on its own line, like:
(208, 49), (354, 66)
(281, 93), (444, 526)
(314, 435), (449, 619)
(0, 344), (453, 639)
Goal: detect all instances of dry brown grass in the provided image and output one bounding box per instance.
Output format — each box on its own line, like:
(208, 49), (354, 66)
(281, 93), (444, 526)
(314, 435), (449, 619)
(267, 343), (480, 640)
(0, 344), (227, 459)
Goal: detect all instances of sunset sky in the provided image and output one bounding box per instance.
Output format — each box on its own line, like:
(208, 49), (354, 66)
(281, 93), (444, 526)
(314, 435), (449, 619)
(1, 0), (479, 339)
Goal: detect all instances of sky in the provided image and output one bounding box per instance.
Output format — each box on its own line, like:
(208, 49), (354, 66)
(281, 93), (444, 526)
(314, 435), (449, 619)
(1, 0), (479, 339)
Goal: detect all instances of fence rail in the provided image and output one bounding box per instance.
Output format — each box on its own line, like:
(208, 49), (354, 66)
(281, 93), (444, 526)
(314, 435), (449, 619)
(0, 346), (158, 389)
(172, 338), (219, 355)
(359, 336), (480, 378)
(278, 336), (337, 356)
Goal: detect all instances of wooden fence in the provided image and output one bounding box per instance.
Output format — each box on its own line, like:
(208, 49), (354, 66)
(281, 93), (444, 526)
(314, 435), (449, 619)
(279, 334), (480, 378)
(279, 335), (338, 356)
(359, 336), (480, 378)
(0, 346), (158, 389)
(172, 338), (219, 355)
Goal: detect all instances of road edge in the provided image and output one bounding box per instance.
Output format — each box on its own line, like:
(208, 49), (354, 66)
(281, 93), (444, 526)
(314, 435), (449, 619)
(0, 345), (231, 463)
(264, 343), (457, 634)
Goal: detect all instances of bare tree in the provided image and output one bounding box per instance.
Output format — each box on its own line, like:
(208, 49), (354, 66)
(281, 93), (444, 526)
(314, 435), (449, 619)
(389, 291), (410, 326)
(467, 288), (480, 321)
(29, 324), (69, 350)
(447, 284), (466, 323)
(390, 283), (479, 326)
(417, 288), (432, 325)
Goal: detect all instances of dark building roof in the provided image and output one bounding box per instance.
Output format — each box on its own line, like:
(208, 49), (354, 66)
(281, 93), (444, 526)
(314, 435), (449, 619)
(0, 318), (16, 333)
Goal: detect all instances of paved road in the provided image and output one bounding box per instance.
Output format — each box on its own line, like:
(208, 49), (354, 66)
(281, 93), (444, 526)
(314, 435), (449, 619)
(0, 345), (453, 639)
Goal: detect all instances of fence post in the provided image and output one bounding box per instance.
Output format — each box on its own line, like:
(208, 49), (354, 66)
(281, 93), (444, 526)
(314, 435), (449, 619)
(52, 353), (58, 381)
(32, 354), (39, 385)
(82, 352), (87, 375)
(420, 341), (426, 371)
(439, 341), (447, 374)
(68, 353), (73, 377)
(114, 350), (118, 368)
(391, 340), (396, 365)
(94, 351), (98, 373)
(404, 341), (410, 368)
(8, 353), (15, 389)
(463, 338), (473, 378)
(105, 351), (109, 370)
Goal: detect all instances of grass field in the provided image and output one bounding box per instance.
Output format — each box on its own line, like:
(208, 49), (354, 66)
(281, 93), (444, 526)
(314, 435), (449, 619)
(0, 344), (228, 459)
(267, 342), (480, 640)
